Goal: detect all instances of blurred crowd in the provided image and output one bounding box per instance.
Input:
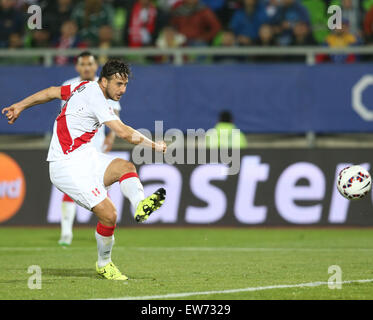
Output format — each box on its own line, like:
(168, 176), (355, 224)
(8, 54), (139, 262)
(1, 0), (373, 64)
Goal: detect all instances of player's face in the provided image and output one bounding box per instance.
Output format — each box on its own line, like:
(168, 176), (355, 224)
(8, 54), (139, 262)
(75, 56), (98, 81)
(105, 74), (128, 101)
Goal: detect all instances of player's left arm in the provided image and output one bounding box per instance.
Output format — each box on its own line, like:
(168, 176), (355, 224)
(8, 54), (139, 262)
(103, 109), (119, 153)
(2, 86), (62, 124)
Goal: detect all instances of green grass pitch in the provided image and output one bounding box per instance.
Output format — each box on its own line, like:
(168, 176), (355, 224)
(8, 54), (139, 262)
(0, 227), (373, 300)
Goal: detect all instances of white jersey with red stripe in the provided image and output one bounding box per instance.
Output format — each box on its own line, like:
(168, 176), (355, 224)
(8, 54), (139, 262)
(60, 76), (121, 152)
(47, 81), (119, 162)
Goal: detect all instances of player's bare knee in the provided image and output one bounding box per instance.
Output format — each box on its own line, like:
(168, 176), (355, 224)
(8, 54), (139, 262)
(92, 198), (117, 226)
(106, 209), (117, 226)
(119, 159), (136, 174)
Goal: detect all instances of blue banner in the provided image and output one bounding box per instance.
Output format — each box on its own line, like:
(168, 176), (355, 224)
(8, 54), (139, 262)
(1, 64), (373, 134)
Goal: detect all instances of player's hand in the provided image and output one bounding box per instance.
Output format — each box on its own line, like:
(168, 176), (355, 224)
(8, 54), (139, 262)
(1, 104), (22, 124)
(155, 141), (167, 153)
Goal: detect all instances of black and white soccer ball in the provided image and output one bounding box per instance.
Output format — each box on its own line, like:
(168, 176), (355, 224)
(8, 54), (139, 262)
(337, 165), (371, 200)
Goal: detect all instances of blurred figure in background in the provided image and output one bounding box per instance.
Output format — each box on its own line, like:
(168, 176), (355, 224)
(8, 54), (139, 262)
(25, 29), (50, 48)
(206, 110), (248, 149)
(43, 0), (74, 42)
(54, 20), (87, 66)
(229, 0), (269, 46)
(156, 25), (186, 49)
(330, 0), (362, 37)
(363, 4), (373, 44)
(254, 23), (279, 62)
(271, 0), (310, 46)
(256, 23), (276, 45)
(170, 0), (221, 46)
(0, 32), (37, 64)
(0, 0), (24, 48)
(126, 0), (159, 47)
(97, 25), (118, 64)
(290, 20), (317, 46)
(71, 0), (115, 46)
(300, 0), (329, 44)
(212, 29), (246, 63)
(213, 0), (241, 29)
(155, 25), (186, 63)
(318, 19), (359, 64)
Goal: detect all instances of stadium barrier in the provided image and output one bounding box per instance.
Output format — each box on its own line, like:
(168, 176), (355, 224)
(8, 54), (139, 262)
(2, 64), (373, 134)
(1, 46), (373, 66)
(1, 149), (373, 226)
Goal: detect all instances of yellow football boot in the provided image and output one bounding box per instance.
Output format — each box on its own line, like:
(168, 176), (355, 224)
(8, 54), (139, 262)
(134, 188), (166, 223)
(96, 262), (128, 280)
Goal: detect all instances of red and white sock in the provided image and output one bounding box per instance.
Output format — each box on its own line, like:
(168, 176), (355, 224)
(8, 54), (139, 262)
(60, 195), (76, 242)
(119, 172), (145, 211)
(95, 222), (115, 268)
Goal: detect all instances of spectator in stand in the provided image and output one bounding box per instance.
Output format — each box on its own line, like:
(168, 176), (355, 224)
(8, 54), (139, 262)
(287, 20), (317, 62)
(8, 32), (23, 48)
(156, 25), (186, 49)
(54, 20), (87, 66)
(214, 0), (241, 29)
(271, 0), (311, 46)
(71, 0), (115, 46)
(214, 29), (237, 47)
(26, 29), (51, 48)
(0, 32), (37, 64)
(290, 20), (317, 46)
(263, 0), (282, 22)
(256, 23), (276, 45)
(0, 0), (24, 48)
(254, 24), (281, 62)
(330, 0), (362, 37)
(229, 0), (270, 46)
(212, 29), (246, 63)
(364, 4), (373, 43)
(155, 25), (186, 63)
(170, 0), (221, 46)
(43, 0), (74, 42)
(97, 25), (118, 64)
(125, 0), (159, 47)
(318, 19), (359, 64)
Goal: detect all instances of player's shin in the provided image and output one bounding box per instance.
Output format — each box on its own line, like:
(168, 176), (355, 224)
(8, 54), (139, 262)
(119, 172), (145, 210)
(60, 197), (76, 245)
(95, 222), (115, 268)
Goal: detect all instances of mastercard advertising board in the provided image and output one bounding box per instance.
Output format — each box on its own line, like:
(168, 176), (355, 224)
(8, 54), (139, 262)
(0, 153), (26, 223)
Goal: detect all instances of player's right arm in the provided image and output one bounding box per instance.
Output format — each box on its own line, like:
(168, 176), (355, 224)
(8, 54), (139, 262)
(105, 119), (167, 153)
(2, 86), (62, 124)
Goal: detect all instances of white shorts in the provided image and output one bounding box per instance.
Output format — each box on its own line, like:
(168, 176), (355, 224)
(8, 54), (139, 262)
(49, 146), (116, 210)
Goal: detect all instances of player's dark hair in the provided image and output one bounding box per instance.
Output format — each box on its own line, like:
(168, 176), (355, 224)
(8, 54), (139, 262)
(75, 51), (97, 63)
(99, 59), (132, 81)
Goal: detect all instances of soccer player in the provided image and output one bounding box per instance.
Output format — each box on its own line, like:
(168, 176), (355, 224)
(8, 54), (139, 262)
(2, 59), (167, 280)
(58, 51), (122, 247)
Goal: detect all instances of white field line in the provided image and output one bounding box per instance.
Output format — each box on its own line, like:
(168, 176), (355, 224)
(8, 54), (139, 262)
(98, 279), (373, 300)
(1, 246), (373, 252)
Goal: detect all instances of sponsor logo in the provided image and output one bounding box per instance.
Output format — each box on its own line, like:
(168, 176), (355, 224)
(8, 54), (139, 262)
(0, 153), (26, 223)
(46, 152), (372, 226)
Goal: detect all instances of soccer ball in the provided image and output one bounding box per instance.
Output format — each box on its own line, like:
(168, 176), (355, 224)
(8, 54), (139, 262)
(337, 165), (371, 200)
